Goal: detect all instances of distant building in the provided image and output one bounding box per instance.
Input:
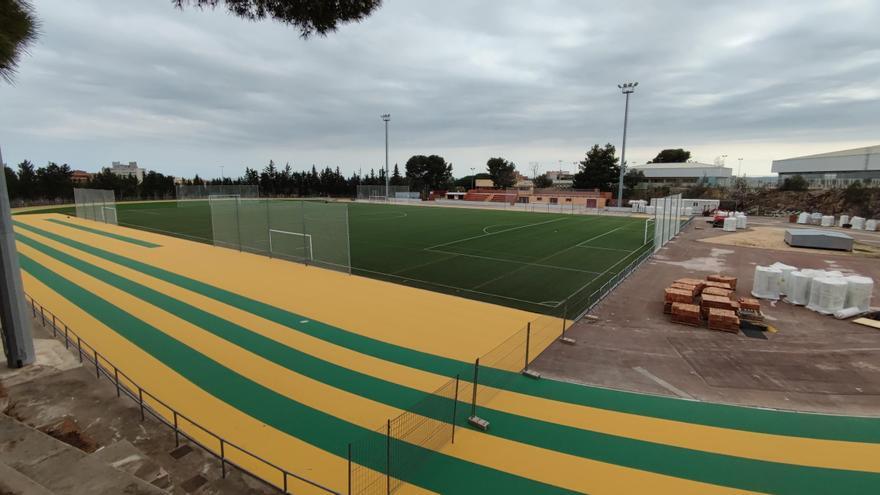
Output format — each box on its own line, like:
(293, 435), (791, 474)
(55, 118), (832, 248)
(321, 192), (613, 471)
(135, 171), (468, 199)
(544, 170), (574, 188)
(742, 176), (779, 188)
(771, 145), (880, 189)
(629, 162), (732, 189)
(519, 188), (610, 208)
(474, 178), (494, 188)
(109, 161), (144, 183)
(70, 170), (91, 184)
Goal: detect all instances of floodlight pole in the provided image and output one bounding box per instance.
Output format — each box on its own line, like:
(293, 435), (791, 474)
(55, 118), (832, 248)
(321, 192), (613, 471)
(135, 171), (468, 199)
(737, 157), (743, 177)
(0, 145), (36, 368)
(381, 114), (391, 198)
(616, 82), (637, 208)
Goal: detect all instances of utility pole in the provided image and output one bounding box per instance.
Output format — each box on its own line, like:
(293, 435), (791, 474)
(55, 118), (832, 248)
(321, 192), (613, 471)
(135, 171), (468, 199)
(470, 167), (475, 190)
(381, 114), (391, 198)
(0, 145), (35, 368)
(617, 82), (638, 208)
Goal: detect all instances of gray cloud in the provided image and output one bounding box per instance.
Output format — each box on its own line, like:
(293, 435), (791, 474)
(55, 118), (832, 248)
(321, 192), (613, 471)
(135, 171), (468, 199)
(1, 0), (878, 178)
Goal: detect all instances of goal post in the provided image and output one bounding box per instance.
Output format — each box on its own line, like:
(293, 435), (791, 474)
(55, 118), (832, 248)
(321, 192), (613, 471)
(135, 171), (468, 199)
(73, 188), (118, 225)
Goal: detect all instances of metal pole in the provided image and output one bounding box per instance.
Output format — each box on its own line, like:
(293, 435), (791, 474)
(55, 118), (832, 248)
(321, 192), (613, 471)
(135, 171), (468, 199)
(382, 114), (390, 199)
(524, 322), (531, 371)
(386, 419), (391, 495)
(451, 375), (459, 444)
(347, 443), (352, 495)
(617, 91), (630, 207)
(470, 358), (480, 417)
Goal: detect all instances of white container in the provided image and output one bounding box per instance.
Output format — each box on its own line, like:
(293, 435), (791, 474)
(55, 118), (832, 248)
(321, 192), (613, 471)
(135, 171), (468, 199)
(723, 217), (737, 232)
(806, 276), (849, 314)
(684, 207), (693, 216)
(851, 216), (866, 230)
(752, 266), (782, 300)
(797, 212), (809, 224)
(820, 215), (834, 227)
(839, 215), (850, 227)
(834, 307), (864, 319)
(844, 276), (874, 312)
(736, 215), (747, 229)
(866, 219), (877, 231)
(810, 212), (823, 225)
(786, 270), (813, 305)
(770, 262), (797, 295)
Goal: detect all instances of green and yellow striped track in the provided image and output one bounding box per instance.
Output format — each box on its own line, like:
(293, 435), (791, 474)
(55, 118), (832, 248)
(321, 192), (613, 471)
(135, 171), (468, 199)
(12, 214), (880, 494)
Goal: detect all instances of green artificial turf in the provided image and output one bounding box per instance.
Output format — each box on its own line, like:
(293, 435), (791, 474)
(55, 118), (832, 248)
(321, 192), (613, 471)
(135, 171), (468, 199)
(18, 200), (653, 316)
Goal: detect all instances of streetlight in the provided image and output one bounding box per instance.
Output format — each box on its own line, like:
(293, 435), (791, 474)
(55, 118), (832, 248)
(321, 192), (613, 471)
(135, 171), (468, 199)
(381, 114), (391, 198)
(738, 157), (743, 177)
(617, 82), (638, 207)
(220, 165), (225, 181)
(470, 167), (475, 190)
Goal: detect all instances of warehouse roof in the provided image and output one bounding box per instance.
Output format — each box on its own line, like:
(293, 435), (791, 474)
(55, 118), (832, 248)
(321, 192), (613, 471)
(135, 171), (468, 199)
(777, 144), (879, 161)
(771, 144), (880, 174)
(629, 162), (732, 178)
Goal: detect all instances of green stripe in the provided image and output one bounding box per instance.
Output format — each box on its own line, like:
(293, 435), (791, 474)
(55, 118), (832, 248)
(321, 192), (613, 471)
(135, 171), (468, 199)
(18, 253), (575, 495)
(16, 231), (880, 494)
(46, 218), (161, 248)
(15, 220), (880, 443)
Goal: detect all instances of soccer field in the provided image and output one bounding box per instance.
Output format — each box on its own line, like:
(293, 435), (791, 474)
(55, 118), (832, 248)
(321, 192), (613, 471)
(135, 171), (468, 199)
(22, 200), (653, 316)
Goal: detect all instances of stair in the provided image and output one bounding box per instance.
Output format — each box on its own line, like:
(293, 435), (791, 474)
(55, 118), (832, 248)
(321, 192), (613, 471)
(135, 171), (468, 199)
(0, 414), (169, 495)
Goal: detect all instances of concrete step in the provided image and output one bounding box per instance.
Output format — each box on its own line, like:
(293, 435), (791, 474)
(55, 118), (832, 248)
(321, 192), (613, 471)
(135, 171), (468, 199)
(92, 439), (174, 491)
(0, 414), (169, 495)
(0, 459), (56, 495)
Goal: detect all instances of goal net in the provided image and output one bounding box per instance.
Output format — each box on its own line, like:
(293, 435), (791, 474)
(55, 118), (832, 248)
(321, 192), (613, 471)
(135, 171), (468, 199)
(208, 198), (350, 273)
(356, 185), (412, 201)
(177, 184), (259, 207)
(73, 188), (118, 225)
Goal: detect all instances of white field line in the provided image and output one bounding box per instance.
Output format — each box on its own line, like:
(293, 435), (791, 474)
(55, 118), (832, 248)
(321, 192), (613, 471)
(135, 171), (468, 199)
(575, 245), (635, 253)
(575, 225), (627, 247)
(351, 266), (555, 307)
(426, 248), (602, 275)
(425, 216), (567, 250)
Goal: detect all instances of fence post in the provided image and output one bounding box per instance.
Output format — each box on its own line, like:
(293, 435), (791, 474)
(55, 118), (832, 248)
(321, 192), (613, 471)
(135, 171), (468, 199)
(94, 350), (100, 379)
(31, 299), (36, 317)
(220, 439), (226, 478)
(40, 306), (45, 326)
(64, 326), (69, 349)
(138, 388), (144, 421)
(524, 322), (531, 371)
(451, 375), (459, 444)
(470, 358), (480, 418)
(51, 315), (56, 336)
(386, 419), (391, 495)
(77, 337), (83, 362)
(114, 368), (120, 397)
(173, 411), (180, 447)
(347, 443), (352, 495)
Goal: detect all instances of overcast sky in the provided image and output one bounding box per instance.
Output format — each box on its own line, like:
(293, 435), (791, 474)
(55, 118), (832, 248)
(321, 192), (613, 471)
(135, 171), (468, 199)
(2, 0), (879, 179)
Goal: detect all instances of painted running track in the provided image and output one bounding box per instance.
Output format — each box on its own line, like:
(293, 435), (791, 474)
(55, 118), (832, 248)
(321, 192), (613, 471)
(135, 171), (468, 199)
(12, 214), (880, 494)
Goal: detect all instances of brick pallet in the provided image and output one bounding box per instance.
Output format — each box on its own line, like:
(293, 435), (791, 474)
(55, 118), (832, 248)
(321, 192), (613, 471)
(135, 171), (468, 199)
(704, 280), (733, 291)
(707, 274), (737, 290)
(703, 286), (733, 299)
(665, 288), (695, 305)
(671, 302), (702, 327)
(708, 308), (740, 333)
(670, 282), (701, 297)
(701, 294), (739, 318)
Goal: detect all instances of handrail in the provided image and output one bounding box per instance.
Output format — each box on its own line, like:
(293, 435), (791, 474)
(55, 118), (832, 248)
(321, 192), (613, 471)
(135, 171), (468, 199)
(25, 294), (340, 495)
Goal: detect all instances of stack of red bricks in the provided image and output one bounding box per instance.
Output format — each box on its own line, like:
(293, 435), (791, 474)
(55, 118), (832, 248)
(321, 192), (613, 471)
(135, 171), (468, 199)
(671, 303), (701, 326)
(707, 274), (737, 290)
(737, 297), (763, 321)
(707, 308), (740, 333)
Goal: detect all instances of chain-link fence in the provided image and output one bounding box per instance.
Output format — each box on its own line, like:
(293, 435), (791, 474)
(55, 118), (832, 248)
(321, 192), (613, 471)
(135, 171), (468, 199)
(652, 193), (686, 252)
(176, 185), (259, 207)
(356, 185), (414, 201)
(208, 197), (351, 273)
(73, 188), (118, 225)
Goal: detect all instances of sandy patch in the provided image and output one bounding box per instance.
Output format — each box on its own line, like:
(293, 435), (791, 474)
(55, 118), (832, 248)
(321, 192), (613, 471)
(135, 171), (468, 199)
(698, 226), (880, 257)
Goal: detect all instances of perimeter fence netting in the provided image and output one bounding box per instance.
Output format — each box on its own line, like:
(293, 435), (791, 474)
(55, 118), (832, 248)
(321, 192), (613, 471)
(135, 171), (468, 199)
(177, 184), (259, 207)
(356, 185), (415, 201)
(73, 188), (118, 225)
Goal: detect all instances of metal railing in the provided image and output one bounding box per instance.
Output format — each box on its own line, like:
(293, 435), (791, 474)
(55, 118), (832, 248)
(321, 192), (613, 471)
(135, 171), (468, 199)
(25, 294), (339, 495)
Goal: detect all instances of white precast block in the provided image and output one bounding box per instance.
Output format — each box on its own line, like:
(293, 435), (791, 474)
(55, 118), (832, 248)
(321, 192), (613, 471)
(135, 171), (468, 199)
(851, 217), (866, 230)
(770, 262), (797, 295)
(752, 266), (782, 300)
(723, 217), (737, 232)
(834, 307), (864, 319)
(820, 215), (834, 227)
(839, 215), (850, 227)
(865, 219), (877, 231)
(806, 276), (848, 314)
(736, 215), (747, 229)
(797, 212), (810, 224)
(785, 270), (813, 305)
(844, 276), (874, 312)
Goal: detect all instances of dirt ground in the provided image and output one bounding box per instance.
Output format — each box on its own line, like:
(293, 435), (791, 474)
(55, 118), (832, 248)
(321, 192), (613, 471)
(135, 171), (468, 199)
(532, 216), (880, 416)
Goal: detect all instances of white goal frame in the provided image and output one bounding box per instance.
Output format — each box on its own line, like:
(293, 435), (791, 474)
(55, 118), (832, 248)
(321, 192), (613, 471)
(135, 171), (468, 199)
(268, 229), (314, 260)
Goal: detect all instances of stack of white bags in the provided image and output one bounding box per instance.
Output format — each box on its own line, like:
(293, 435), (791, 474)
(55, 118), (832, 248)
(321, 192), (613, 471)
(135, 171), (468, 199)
(751, 264), (874, 319)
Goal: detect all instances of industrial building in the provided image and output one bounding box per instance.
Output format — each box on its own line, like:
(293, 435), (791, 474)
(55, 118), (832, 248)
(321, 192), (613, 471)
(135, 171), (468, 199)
(771, 145), (880, 189)
(109, 161), (144, 183)
(629, 162), (732, 189)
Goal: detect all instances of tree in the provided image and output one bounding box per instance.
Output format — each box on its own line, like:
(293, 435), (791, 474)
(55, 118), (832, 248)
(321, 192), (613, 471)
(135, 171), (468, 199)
(405, 155), (453, 193)
(532, 175), (553, 188)
(486, 157), (516, 188)
(648, 148), (691, 163)
(0, 0), (38, 84)
(36, 162), (73, 200)
(390, 164), (405, 186)
(623, 169), (645, 190)
(242, 167), (260, 185)
(16, 160), (36, 200)
(780, 175), (808, 192)
(573, 144), (619, 192)
(4, 165), (18, 200)
(174, 0), (382, 37)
